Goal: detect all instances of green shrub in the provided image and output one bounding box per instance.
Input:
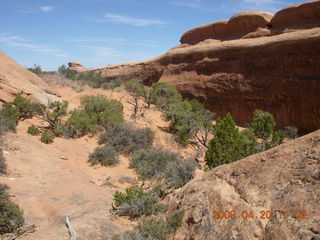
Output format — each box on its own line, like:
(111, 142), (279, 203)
(250, 110), (284, 151)
(0, 111), (17, 133)
(113, 186), (166, 219)
(58, 64), (77, 80)
(88, 146), (119, 166)
(77, 71), (104, 88)
(205, 113), (247, 169)
(1, 103), (19, 124)
(27, 64), (42, 75)
(0, 149), (6, 174)
(114, 186), (146, 207)
(163, 99), (214, 147)
(27, 125), (40, 136)
(284, 126), (298, 139)
(101, 79), (122, 90)
(12, 94), (35, 119)
(99, 124), (154, 155)
(80, 95), (124, 128)
(40, 131), (55, 144)
(150, 82), (182, 110)
(0, 184), (24, 234)
(130, 148), (181, 180)
(66, 109), (98, 137)
(112, 211), (183, 240)
(164, 158), (196, 188)
(125, 79), (144, 118)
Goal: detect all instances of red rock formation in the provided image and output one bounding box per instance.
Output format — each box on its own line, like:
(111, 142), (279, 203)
(180, 11), (273, 44)
(92, 0), (320, 133)
(68, 62), (83, 68)
(0, 51), (59, 104)
(166, 129), (320, 240)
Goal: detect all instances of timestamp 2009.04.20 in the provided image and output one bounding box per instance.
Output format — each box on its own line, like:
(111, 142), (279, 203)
(212, 209), (308, 220)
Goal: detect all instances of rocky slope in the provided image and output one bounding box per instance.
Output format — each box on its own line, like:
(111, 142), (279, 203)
(166, 129), (320, 240)
(0, 51), (59, 104)
(76, 0), (320, 133)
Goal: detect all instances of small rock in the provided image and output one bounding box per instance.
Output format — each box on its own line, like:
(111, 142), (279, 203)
(60, 156), (68, 160)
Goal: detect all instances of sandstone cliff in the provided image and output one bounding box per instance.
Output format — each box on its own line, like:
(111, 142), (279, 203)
(74, 0), (320, 133)
(166, 129), (320, 240)
(0, 51), (59, 104)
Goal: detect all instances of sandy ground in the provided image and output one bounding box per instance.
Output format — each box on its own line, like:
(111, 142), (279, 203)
(0, 86), (198, 240)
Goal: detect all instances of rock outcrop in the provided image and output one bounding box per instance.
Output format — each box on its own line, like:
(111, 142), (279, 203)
(87, 0), (320, 133)
(166, 130), (320, 240)
(0, 51), (59, 104)
(180, 11), (274, 44)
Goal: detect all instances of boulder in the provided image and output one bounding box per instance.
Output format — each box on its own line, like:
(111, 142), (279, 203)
(270, 0), (320, 30)
(166, 130), (320, 240)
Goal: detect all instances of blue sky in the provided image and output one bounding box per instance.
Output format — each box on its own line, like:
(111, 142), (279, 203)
(0, 0), (304, 70)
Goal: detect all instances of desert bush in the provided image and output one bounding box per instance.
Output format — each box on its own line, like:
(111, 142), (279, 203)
(99, 124), (154, 155)
(12, 94), (35, 119)
(88, 146), (119, 166)
(0, 184), (24, 234)
(0, 111), (17, 134)
(37, 100), (69, 129)
(250, 110), (284, 151)
(112, 211), (183, 240)
(125, 79), (144, 118)
(27, 125), (40, 136)
(66, 109), (98, 137)
(77, 71), (104, 88)
(0, 103), (19, 124)
(130, 148), (181, 180)
(80, 95), (124, 128)
(205, 113), (248, 169)
(101, 79), (122, 90)
(58, 64), (77, 80)
(284, 126), (298, 139)
(113, 186), (166, 219)
(0, 149), (6, 174)
(40, 131), (55, 144)
(163, 99), (214, 147)
(150, 82), (182, 110)
(27, 64), (42, 75)
(164, 158), (197, 188)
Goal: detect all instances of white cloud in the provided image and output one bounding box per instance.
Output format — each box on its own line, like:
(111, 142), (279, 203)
(77, 45), (121, 58)
(170, 0), (202, 9)
(0, 34), (67, 57)
(39, 6), (55, 12)
(94, 13), (167, 26)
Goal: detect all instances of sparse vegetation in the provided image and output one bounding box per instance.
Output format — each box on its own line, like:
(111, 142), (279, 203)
(88, 146), (119, 166)
(27, 125), (41, 136)
(284, 126), (298, 139)
(163, 99), (214, 147)
(40, 131), (55, 144)
(27, 64), (43, 75)
(150, 82), (182, 110)
(0, 184), (24, 234)
(112, 211), (183, 240)
(101, 79), (122, 90)
(98, 124), (154, 155)
(66, 109), (98, 137)
(125, 79), (144, 118)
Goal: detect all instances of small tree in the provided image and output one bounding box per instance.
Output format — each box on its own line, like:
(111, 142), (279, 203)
(27, 64), (42, 75)
(205, 113), (245, 169)
(250, 110), (284, 151)
(38, 100), (69, 128)
(150, 82), (182, 110)
(125, 79), (144, 118)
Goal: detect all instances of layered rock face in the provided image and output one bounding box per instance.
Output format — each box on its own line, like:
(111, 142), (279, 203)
(166, 130), (320, 240)
(0, 51), (59, 104)
(86, 0), (320, 133)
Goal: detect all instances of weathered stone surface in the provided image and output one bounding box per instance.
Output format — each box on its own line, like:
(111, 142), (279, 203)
(0, 51), (59, 104)
(180, 11), (273, 45)
(166, 130), (320, 240)
(270, 0), (320, 31)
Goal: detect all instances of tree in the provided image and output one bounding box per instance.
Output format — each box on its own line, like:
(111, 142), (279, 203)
(37, 100), (69, 128)
(150, 82), (182, 110)
(125, 79), (144, 118)
(250, 110), (284, 151)
(205, 113), (245, 168)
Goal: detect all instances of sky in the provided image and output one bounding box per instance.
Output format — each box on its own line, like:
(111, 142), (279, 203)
(0, 0), (304, 71)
